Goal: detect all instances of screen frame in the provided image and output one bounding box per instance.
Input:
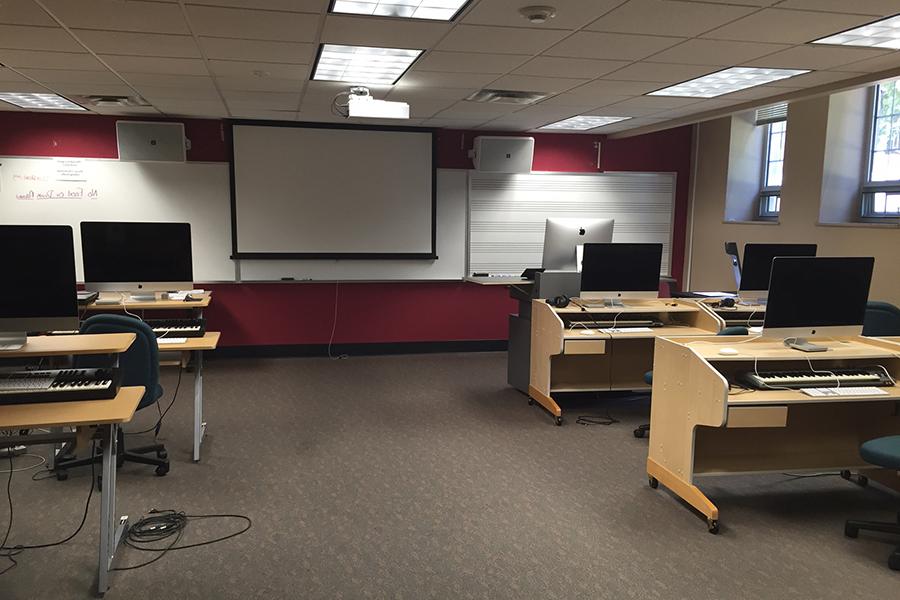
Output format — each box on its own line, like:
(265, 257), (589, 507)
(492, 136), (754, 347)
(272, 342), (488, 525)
(227, 119), (438, 261)
(579, 242), (663, 301)
(738, 243), (817, 297)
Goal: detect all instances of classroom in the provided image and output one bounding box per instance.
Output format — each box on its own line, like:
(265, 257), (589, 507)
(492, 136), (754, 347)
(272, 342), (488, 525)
(1, 1), (900, 598)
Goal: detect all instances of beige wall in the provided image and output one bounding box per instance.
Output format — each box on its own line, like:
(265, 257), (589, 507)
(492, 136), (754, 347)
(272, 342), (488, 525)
(687, 93), (900, 304)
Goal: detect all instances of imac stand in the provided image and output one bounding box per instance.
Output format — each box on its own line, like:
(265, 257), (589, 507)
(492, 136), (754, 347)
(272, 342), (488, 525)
(784, 338), (827, 353)
(0, 331), (26, 351)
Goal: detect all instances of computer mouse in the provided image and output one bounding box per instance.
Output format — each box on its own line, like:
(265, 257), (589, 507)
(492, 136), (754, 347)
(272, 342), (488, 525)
(579, 329), (595, 336)
(718, 347), (739, 356)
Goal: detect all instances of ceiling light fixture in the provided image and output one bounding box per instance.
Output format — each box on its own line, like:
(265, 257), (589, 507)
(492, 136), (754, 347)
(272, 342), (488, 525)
(538, 115), (631, 131)
(313, 44), (424, 85)
(0, 92), (86, 111)
(647, 67), (810, 98)
(812, 14), (900, 49)
(330, 0), (471, 21)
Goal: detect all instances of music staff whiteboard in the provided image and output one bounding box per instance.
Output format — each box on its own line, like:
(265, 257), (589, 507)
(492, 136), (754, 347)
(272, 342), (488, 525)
(467, 171), (676, 275)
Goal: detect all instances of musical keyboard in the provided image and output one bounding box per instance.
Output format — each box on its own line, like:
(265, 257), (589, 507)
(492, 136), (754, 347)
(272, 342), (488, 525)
(145, 318), (205, 338)
(739, 367), (894, 390)
(0, 368), (121, 405)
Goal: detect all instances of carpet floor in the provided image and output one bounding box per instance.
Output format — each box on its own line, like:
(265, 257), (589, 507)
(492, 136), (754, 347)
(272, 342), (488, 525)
(2, 352), (899, 599)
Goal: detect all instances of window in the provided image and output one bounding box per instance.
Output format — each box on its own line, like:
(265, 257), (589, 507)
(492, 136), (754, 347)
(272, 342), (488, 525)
(863, 80), (900, 218)
(759, 119), (786, 218)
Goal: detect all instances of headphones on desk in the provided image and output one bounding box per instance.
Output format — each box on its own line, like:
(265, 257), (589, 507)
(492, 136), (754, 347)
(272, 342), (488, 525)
(546, 295), (570, 308)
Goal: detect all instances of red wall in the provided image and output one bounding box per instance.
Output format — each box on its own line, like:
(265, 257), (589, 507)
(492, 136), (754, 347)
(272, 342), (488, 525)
(0, 112), (692, 347)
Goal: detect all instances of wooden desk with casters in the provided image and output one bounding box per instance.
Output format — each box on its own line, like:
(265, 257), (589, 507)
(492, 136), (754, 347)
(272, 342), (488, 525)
(646, 335), (900, 534)
(528, 299), (721, 425)
(84, 291), (212, 318)
(0, 334), (141, 597)
(157, 332), (220, 461)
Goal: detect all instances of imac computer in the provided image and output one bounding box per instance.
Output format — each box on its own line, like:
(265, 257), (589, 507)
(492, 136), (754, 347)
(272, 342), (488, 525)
(738, 243), (817, 304)
(579, 243), (663, 306)
(0, 225), (79, 350)
(81, 221), (194, 301)
(541, 218), (614, 272)
(763, 256), (874, 352)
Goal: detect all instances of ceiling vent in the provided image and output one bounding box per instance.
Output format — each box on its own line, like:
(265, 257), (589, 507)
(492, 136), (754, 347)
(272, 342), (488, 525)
(466, 89), (548, 105)
(73, 95), (151, 108)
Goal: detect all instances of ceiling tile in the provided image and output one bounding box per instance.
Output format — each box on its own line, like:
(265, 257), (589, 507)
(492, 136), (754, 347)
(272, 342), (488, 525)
(437, 25), (568, 55)
(536, 93), (630, 108)
(568, 78), (668, 96)
(17, 68), (122, 85)
(678, 0), (778, 5)
(435, 101), (521, 118)
(197, 38), (314, 64)
(0, 24), (84, 52)
(743, 45), (892, 70)
(49, 83), (136, 96)
(646, 39), (790, 66)
(701, 9), (876, 44)
(207, 60), (307, 79)
(186, 5), (319, 42)
(0, 67), (32, 82)
(0, 50), (106, 70)
(223, 90), (301, 107)
(775, 0), (900, 16)
(602, 62), (715, 83)
(545, 32), (684, 61)
(462, 0), (625, 30)
(586, 0), (757, 37)
(185, 0), (323, 12)
(487, 74), (588, 94)
(101, 56), (209, 76)
(89, 105), (162, 116)
(322, 15), (451, 49)
(386, 85), (475, 101)
(0, 1), (57, 26)
(0, 82), (50, 93)
(406, 99), (457, 119)
(602, 95), (702, 111)
(399, 71), (498, 89)
(154, 99), (230, 117)
(138, 86), (222, 102)
(513, 56), (629, 79)
(413, 51), (529, 74)
(422, 116), (492, 128)
(73, 31), (201, 59)
(762, 70), (865, 88)
(836, 51), (900, 74)
(40, 0), (190, 34)
(124, 73), (218, 88)
(215, 76), (304, 92)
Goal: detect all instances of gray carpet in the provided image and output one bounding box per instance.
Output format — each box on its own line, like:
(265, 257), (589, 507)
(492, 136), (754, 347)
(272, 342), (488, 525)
(2, 352), (899, 599)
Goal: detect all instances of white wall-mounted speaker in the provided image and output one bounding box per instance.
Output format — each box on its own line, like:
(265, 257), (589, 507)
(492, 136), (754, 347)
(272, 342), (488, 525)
(116, 121), (186, 162)
(471, 136), (534, 173)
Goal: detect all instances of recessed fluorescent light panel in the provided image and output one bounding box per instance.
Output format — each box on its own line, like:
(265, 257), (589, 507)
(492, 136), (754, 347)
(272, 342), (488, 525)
(648, 67), (810, 98)
(313, 44), (423, 85)
(330, 0), (470, 21)
(0, 92), (86, 111)
(812, 14), (900, 49)
(539, 115), (631, 131)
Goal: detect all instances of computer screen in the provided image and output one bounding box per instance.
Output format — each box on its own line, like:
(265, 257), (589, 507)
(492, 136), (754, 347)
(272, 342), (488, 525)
(541, 218), (614, 271)
(0, 225), (78, 332)
(764, 257), (873, 334)
(81, 222), (193, 290)
(739, 243), (817, 292)
(580, 243), (663, 300)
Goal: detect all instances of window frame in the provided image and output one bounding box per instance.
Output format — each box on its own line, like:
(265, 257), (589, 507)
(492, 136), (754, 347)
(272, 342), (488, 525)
(758, 120), (786, 220)
(861, 81), (900, 220)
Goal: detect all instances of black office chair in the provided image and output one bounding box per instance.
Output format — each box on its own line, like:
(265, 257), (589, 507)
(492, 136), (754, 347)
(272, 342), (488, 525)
(844, 436), (900, 570)
(862, 301), (900, 337)
(635, 326), (749, 438)
(56, 314), (170, 479)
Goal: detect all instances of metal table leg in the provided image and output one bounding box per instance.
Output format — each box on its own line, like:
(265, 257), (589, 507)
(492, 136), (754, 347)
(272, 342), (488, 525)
(193, 350), (206, 462)
(97, 423), (128, 597)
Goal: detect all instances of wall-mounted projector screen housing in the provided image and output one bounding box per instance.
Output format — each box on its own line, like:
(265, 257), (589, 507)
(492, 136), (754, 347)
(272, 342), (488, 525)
(229, 121), (436, 259)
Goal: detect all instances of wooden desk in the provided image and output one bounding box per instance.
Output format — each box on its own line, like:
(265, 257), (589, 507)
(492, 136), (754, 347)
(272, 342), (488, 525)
(84, 292), (211, 317)
(696, 298), (765, 329)
(157, 332), (220, 461)
(0, 335), (140, 597)
(528, 299), (720, 424)
(647, 335), (900, 533)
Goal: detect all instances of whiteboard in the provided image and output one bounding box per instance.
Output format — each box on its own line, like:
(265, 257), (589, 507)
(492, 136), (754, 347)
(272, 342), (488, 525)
(231, 123), (434, 258)
(468, 171), (676, 276)
(237, 169), (466, 281)
(0, 156), (235, 282)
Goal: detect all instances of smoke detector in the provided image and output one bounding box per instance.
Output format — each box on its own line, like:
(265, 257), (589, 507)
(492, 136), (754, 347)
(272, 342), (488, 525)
(518, 5), (556, 24)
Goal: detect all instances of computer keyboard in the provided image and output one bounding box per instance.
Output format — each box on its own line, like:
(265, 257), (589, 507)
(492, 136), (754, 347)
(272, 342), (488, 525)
(0, 368), (121, 405)
(801, 387), (890, 397)
(740, 367), (894, 390)
(145, 318), (205, 338)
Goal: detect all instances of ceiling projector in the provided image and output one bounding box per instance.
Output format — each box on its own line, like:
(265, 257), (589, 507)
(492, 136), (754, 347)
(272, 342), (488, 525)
(346, 87), (409, 120)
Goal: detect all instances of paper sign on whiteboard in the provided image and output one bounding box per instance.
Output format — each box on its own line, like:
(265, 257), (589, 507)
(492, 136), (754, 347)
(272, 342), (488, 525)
(54, 158), (86, 182)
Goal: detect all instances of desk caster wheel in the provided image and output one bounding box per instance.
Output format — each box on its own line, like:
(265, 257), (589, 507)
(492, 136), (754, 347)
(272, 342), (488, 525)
(157, 450), (168, 460)
(56, 470), (68, 481)
(857, 475), (869, 487)
(840, 470), (852, 481)
(554, 416), (563, 426)
(648, 476), (658, 489)
(634, 428), (645, 438)
(527, 398), (534, 406)
(155, 463), (170, 477)
(845, 522), (859, 538)
(707, 519), (719, 534)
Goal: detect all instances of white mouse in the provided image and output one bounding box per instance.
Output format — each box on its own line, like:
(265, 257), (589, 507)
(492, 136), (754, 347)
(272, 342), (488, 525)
(718, 347), (739, 356)
(579, 329), (595, 336)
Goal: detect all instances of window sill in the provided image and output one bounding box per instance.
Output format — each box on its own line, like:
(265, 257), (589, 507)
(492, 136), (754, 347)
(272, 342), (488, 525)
(816, 221), (900, 229)
(722, 219), (780, 225)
